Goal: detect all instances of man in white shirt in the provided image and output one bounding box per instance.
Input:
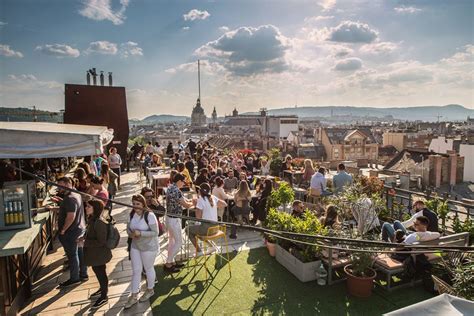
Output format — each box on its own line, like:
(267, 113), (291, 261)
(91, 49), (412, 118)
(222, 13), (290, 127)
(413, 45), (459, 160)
(310, 167), (331, 196)
(403, 216), (440, 244)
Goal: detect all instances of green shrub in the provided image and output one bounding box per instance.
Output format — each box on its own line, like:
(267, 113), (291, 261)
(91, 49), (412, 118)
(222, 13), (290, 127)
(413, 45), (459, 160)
(268, 181), (295, 209)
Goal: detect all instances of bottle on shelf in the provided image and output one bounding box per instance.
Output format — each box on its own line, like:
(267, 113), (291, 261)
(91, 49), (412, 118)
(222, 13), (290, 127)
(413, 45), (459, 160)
(4, 202), (10, 225)
(18, 201), (25, 224)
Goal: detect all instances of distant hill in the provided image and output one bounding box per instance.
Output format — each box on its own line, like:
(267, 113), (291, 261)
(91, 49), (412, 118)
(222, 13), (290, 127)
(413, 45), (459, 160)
(0, 107), (62, 122)
(130, 114), (189, 125)
(263, 104), (473, 121)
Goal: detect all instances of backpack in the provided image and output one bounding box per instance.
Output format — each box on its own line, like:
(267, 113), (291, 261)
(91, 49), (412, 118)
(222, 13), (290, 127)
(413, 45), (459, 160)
(104, 218), (120, 249)
(126, 211), (164, 256)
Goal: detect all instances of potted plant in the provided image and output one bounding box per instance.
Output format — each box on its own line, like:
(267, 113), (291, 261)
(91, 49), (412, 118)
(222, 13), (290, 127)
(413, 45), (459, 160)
(344, 252), (377, 298)
(263, 209), (281, 257)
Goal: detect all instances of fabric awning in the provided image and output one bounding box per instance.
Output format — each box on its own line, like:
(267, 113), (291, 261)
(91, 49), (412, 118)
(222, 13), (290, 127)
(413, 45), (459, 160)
(0, 122), (114, 159)
(385, 294), (474, 316)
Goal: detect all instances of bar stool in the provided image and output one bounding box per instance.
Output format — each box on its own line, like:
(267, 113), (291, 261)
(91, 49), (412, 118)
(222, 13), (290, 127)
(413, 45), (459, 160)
(194, 225), (232, 279)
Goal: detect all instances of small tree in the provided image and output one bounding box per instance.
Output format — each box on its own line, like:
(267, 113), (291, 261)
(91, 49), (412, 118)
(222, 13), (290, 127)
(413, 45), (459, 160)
(269, 148), (283, 176)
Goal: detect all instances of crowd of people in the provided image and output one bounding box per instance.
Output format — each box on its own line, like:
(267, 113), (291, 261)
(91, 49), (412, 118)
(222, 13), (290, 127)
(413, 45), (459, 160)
(48, 139), (443, 310)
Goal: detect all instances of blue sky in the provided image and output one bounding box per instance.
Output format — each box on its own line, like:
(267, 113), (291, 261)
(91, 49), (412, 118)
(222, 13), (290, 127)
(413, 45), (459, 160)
(0, 0), (473, 118)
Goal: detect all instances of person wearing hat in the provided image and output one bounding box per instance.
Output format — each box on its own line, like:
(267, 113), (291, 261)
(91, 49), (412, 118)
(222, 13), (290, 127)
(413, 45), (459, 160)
(187, 182), (227, 255)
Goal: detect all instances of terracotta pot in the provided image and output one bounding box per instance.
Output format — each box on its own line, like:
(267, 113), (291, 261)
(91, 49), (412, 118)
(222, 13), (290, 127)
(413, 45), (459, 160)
(266, 240), (276, 257)
(344, 264), (376, 298)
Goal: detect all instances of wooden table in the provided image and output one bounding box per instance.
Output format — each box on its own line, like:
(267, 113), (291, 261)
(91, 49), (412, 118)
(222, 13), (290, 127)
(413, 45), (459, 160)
(151, 173), (170, 196)
(0, 211), (55, 316)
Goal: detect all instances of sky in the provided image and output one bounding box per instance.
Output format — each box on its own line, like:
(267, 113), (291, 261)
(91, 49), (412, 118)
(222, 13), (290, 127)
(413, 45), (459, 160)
(0, 0), (473, 119)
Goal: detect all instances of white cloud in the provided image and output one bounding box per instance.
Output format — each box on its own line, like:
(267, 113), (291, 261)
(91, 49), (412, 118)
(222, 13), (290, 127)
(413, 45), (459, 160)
(183, 9), (210, 21)
(304, 15), (334, 24)
(79, 0), (130, 25)
(328, 21), (378, 43)
(317, 0), (336, 12)
(4, 74), (62, 90)
(0, 21), (7, 27)
(359, 41), (398, 55)
(165, 59), (225, 75)
(182, 26), (190, 31)
(35, 44), (80, 58)
(334, 57), (362, 71)
(0, 44), (24, 58)
(219, 26), (230, 32)
(85, 40), (118, 55)
(394, 6), (422, 14)
(195, 25), (290, 76)
(120, 41), (143, 57)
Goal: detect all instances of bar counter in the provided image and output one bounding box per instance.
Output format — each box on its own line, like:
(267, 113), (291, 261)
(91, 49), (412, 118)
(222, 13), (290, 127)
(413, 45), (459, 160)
(0, 210), (57, 316)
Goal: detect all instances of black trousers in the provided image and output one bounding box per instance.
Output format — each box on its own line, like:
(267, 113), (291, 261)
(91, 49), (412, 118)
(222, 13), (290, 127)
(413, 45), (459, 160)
(92, 264), (108, 297)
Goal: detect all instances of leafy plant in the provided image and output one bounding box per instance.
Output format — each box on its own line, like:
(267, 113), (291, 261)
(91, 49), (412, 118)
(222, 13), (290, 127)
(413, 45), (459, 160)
(348, 252), (376, 278)
(462, 216), (474, 244)
(263, 208), (328, 262)
(268, 148), (283, 176)
(268, 181), (295, 209)
(452, 260), (474, 300)
(451, 214), (463, 234)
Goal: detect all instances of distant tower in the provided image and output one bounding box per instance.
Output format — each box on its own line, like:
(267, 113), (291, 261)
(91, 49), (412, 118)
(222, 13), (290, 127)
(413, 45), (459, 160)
(191, 60), (207, 126)
(232, 107), (238, 117)
(212, 106), (217, 124)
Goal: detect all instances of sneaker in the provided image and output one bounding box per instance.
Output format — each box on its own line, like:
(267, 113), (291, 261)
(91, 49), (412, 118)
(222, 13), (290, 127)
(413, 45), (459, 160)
(58, 279), (81, 288)
(89, 289), (102, 299)
(91, 296), (108, 309)
(163, 265), (181, 274)
(139, 289), (154, 302)
(124, 294), (138, 309)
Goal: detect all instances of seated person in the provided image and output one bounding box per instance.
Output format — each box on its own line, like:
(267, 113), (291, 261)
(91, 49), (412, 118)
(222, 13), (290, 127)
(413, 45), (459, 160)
(252, 179), (272, 223)
(194, 168), (209, 188)
(188, 183), (227, 255)
(223, 169), (239, 192)
(291, 200), (305, 219)
(381, 200), (439, 241)
(320, 205), (340, 229)
(385, 216), (440, 244)
(230, 181), (253, 239)
(310, 167), (332, 196)
(332, 163), (353, 194)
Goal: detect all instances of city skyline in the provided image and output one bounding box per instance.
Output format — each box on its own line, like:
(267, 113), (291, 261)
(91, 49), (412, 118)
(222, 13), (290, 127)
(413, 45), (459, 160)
(0, 0), (473, 119)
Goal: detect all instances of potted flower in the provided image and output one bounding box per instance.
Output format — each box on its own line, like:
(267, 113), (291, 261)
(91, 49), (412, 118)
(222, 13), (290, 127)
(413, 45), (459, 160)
(344, 252), (377, 298)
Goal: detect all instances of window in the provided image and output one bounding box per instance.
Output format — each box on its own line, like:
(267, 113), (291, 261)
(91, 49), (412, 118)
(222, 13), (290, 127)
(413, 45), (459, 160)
(334, 148), (339, 153)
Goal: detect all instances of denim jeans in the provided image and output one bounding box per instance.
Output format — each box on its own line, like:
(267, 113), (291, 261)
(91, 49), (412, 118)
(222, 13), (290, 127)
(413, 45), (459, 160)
(381, 220), (407, 242)
(59, 229), (88, 281)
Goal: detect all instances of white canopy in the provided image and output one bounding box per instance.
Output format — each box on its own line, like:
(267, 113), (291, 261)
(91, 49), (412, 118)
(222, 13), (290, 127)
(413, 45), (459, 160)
(385, 294), (474, 316)
(0, 122), (114, 159)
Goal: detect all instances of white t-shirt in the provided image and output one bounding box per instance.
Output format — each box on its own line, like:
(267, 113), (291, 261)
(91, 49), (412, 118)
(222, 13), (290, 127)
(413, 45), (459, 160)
(129, 211), (157, 232)
(196, 196), (218, 222)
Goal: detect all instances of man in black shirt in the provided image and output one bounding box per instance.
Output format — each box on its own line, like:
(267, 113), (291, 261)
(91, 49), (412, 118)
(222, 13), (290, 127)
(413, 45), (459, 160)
(57, 177), (88, 287)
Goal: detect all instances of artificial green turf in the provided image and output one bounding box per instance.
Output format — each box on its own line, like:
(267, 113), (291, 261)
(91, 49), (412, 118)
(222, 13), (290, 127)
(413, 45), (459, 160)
(151, 248), (434, 315)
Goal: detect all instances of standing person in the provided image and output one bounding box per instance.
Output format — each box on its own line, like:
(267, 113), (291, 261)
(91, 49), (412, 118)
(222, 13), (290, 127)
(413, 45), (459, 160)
(100, 163), (118, 214)
(107, 147), (122, 189)
(223, 169), (239, 192)
(184, 155), (195, 180)
(188, 183), (227, 254)
(194, 168), (209, 187)
(82, 200), (112, 309)
(145, 142), (154, 155)
(56, 177), (88, 287)
(90, 176), (109, 202)
(166, 142), (174, 157)
(84, 156), (98, 175)
(332, 163), (353, 194)
(125, 194), (160, 309)
(230, 180), (253, 239)
(212, 177), (231, 221)
(253, 179), (272, 224)
(260, 158), (270, 176)
(187, 139), (197, 158)
(164, 174), (194, 273)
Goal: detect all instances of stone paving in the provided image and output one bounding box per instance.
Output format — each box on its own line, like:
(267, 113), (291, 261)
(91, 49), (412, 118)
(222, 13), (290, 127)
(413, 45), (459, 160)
(20, 170), (264, 315)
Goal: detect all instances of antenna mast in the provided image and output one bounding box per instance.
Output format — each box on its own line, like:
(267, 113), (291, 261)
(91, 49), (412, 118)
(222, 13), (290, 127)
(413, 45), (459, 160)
(198, 59), (201, 101)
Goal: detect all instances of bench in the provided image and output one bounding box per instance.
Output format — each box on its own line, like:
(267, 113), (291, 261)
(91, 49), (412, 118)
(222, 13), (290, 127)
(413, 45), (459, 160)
(321, 239), (352, 285)
(374, 232), (469, 291)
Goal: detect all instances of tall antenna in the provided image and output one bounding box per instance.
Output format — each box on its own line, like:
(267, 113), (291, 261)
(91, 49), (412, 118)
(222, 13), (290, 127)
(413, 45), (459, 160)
(198, 59), (201, 101)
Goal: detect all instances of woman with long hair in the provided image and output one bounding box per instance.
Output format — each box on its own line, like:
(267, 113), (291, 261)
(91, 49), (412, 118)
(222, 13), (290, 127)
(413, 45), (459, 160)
(254, 179), (273, 224)
(100, 163), (118, 213)
(74, 168), (88, 193)
(230, 180), (253, 239)
(212, 177), (231, 221)
(82, 200), (112, 309)
(188, 183), (227, 254)
(125, 194), (159, 309)
(90, 176), (109, 202)
(320, 205), (340, 229)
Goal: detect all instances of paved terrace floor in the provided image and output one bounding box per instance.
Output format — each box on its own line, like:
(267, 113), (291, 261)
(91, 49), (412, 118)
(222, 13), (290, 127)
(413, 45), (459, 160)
(20, 170), (264, 315)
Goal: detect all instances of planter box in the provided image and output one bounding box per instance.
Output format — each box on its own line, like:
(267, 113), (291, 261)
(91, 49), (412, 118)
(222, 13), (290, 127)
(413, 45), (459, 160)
(275, 244), (320, 282)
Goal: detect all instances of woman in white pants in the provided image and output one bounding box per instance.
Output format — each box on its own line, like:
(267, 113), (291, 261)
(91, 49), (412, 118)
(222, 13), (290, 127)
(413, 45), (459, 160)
(164, 173), (194, 273)
(125, 194), (159, 309)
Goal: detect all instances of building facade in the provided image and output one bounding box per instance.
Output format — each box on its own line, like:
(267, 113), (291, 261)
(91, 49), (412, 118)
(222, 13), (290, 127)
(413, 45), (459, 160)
(320, 128), (379, 161)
